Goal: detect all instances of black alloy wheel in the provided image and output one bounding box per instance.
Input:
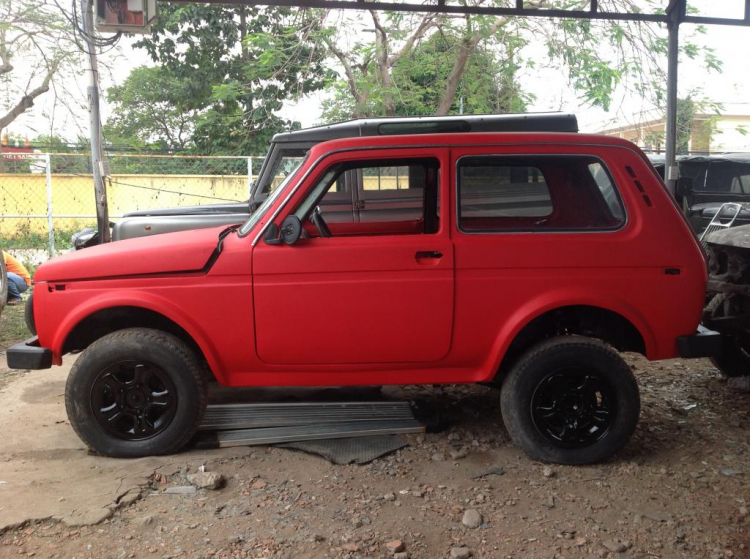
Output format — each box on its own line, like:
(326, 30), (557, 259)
(530, 368), (616, 449)
(91, 360), (177, 440)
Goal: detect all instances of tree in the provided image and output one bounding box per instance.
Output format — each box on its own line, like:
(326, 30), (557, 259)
(104, 66), (200, 152)
(0, 0), (79, 131)
(322, 25), (531, 120)
(319, 2), (720, 120)
(133, 5), (332, 154)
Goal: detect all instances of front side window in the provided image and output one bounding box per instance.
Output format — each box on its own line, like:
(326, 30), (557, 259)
(457, 155), (625, 232)
(294, 158), (440, 237)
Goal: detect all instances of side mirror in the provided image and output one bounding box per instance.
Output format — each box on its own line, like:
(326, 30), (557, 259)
(675, 177), (693, 199)
(264, 223), (281, 245)
(280, 215), (302, 245)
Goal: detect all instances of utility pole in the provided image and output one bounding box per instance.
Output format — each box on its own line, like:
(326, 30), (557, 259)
(664, 0), (685, 197)
(82, 0), (111, 243)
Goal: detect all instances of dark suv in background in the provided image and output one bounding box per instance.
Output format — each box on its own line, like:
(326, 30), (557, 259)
(651, 153), (750, 233)
(73, 113), (578, 248)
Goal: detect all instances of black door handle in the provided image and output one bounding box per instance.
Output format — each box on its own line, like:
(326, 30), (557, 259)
(415, 251), (443, 259)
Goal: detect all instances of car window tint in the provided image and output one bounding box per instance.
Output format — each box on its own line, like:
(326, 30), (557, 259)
(457, 156), (625, 232)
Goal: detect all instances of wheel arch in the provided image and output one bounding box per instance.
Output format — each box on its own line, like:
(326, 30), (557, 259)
(53, 294), (226, 384)
(488, 302), (652, 385)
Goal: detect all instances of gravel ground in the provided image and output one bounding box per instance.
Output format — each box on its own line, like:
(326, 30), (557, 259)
(1, 354), (749, 559)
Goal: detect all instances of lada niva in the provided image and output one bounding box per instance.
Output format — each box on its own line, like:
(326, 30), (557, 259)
(8, 131), (716, 464)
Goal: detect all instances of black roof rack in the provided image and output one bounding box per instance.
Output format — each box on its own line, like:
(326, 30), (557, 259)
(271, 113), (579, 144)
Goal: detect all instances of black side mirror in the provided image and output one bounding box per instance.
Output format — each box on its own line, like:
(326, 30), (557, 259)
(676, 177), (693, 199)
(280, 215), (302, 245)
(264, 223), (281, 245)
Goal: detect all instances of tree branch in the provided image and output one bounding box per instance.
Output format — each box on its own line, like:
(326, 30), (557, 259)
(0, 61), (59, 130)
(323, 36), (367, 117)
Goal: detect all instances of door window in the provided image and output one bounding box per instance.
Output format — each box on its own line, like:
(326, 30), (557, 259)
(294, 158), (441, 236)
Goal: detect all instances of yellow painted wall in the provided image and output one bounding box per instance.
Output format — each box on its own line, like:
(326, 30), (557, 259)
(0, 173), (406, 236)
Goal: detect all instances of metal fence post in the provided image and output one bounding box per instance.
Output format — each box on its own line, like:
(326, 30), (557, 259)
(248, 157), (253, 198)
(45, 153), (56, 258)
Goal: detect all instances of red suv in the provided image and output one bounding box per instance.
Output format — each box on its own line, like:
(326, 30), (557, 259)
(8, 132), (715, 464)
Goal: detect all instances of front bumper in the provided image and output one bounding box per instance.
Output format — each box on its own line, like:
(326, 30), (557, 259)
(677, 326), (722, 359)
(6, 337), (53, 370)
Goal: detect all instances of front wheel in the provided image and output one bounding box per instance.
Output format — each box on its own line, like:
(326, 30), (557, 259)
(65, 328), (207, 458)
(500, 336), (640, 465)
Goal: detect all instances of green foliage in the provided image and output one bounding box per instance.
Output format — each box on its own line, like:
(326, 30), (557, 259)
(0, 222), (81, 252)
(104, 66), (200, 151)
(130, 5), (331, 155)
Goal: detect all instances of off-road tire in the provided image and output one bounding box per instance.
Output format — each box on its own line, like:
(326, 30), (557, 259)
(711, 337), (750, 378)
(500, 336), (640, 465)
(25, 292), (36, 335)
(0, 253), (7, 318)
(65, 328), (207, 458)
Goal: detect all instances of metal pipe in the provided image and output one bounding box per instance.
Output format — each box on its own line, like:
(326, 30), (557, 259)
(82, 0), (111, 243)
(45, 153), (55, 257)
(664, 0), (683, 196)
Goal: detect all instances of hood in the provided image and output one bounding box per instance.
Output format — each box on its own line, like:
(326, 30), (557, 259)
(123, 201), (250, 218)
(706, 224), (750, 249)
(35, 226), (231, 282)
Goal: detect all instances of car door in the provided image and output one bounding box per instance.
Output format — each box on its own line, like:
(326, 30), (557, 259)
(251, 147), (454, 366)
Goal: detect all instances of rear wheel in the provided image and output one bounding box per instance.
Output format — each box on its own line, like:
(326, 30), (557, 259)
(65, 328), (207, 458)
(500, 336), (640, 465)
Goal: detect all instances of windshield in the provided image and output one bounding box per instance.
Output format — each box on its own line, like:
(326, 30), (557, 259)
(239, 157), (306, 237)
(257, 151), (308, 199)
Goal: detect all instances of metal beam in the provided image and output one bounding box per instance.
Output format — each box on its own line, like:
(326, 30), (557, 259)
(166, 0), (750, 27)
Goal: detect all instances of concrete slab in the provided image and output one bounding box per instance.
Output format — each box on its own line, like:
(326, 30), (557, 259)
(0, 354), (245, 532)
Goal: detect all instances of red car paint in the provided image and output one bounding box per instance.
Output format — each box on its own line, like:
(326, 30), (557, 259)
(32, 132), (707, 387)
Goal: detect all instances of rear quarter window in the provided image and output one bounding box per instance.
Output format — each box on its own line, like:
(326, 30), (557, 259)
(457, 155), (625, 232)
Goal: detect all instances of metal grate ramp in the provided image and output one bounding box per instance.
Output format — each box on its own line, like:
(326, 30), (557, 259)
(195, 401), (424, 449)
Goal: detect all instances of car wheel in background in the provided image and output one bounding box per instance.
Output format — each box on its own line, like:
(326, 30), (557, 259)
(500, 336), (640, 465)
(25, 292), (36, 335)
(65, 328), (207, 458)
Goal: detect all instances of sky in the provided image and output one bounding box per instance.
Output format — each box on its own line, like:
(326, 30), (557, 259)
(7, 0), (750, 146)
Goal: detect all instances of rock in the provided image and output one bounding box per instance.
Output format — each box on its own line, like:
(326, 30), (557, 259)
(543, 467), (555, 478)
(187, 472), (226, 490)
(394, 553), (409, 559)
(462, 509), (482, 529)
(138, 515), (155, 526)
(432, 453), (446, 462)
(342, 542), (359, 552)
(163, 486), (197, 495)
(251, 479), (267, 490)
(450, 547), (472, 559)
(386, 540), (405, 553)
(719, 468), (743, 477)
(602, 540), (627, 553)
(384, 493), (397, 502)
(450, 449), (468, 460)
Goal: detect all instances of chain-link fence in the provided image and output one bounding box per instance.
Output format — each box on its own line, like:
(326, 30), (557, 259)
(0, 152), (263, 260)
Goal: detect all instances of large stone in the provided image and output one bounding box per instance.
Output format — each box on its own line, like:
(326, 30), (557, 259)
(461, 509), (482, 529)
(450, 547), (472, 559)
(186, 472), (226, 490)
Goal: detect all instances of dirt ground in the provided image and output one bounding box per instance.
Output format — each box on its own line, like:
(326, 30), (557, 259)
(0, 351), (748, 559)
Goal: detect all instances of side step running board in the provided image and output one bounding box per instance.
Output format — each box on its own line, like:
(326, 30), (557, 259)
(195, 419), (425, 449)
